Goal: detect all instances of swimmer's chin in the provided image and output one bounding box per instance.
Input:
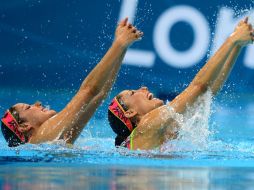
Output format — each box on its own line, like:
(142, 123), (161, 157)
(48, 110), (57, 117)
(153, 98), (164, 107)
(159, 100), (165, 106)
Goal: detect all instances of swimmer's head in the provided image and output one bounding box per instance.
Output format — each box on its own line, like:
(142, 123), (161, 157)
(108, 87), (163, 145)
(1, 101), (56, 147)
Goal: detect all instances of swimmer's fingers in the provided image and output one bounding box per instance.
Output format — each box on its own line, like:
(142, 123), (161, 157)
(244, 17), (249, 24)
(239, 20), (244, 25)
(249, 23), (253, 31)
(132, 27), (137, 33)
(252, 31), (254, 43)
(238, 17), (248, 27)
(250, 29), (254, 37)
(123, 17), (128, 26)
(135, 31), (144, 40)
(128, 23), (133, 29)
(119, 17), (128, 27)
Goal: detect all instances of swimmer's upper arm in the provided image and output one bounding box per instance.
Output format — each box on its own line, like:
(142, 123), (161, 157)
(30, 88), (96, 143)
(169, 83), (206, 114)
(130, 82), (207, 150)
(130, 106), (179, 150)
(60, 90), (107, 144)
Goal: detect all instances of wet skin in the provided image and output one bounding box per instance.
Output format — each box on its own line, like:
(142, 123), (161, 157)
(13, 102), (56, 129)
(4, 18), (144, 145)
(119, 86), (164, 117)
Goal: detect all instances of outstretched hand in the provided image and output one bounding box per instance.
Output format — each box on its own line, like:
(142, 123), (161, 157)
(232, 17), (254, 46)
(114, 17), (143, 48)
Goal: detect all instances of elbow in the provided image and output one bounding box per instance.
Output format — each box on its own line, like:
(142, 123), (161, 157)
(88, 88), (108, 101)
(210, 85), (221, 96)
(77, 86), (109, 103)
(81, 86), (99, 98)
(76, 86), (98, 102)
(88, 86), (109, 98)
(96, 90), (108, 100)
(191, 81), (208, 93)
(86, 91), (107, 107)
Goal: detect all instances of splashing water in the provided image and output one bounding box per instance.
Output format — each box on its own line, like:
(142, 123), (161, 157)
(45, 104), (50, 110)
(249, 11), (254, 25)
(162, 90), (213, 152)
(235, 8), (254, 26)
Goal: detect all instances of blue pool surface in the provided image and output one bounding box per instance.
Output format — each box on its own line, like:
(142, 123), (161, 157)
(1, 88), (254, 189)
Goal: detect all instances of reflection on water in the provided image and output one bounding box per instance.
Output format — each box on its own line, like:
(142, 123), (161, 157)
(1, 164), (254, 190)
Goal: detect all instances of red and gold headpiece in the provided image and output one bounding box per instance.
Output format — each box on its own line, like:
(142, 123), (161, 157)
(1, 110), (26, 143)
(108, 97), (133, 132)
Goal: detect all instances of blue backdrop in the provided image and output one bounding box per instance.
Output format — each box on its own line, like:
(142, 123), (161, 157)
(0, 0), (254, 99)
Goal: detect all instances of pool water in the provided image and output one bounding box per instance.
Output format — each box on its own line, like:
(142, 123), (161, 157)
(1, 88), (254, 189)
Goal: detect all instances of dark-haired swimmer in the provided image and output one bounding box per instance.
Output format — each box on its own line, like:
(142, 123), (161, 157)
(1, 18), (143, 147)
(108, 17), (254, 150)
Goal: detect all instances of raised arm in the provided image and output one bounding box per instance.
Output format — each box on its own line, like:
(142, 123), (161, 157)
(78, 18), (139, 97)
(131, 18), (253, 150)
(169, 18), (253, 113)
(210, 45), (241, 95)
(30, 19), (143, 143)
(62, 49), (127, 143)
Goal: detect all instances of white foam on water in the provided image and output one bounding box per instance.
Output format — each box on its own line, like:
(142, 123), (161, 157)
(161, 90), (213, 152)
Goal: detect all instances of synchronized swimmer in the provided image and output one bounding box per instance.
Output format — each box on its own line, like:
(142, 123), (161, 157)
(1, 18), (143, 147)
(108, 18), (254, 150)
(1, 16), (254, 150)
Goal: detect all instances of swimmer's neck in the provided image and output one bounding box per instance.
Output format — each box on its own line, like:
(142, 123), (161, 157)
(137, 104), (167, 126)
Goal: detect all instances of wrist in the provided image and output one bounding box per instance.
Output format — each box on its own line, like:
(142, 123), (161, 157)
(113, 37), (129, 49)
(228, 33), (239, 46)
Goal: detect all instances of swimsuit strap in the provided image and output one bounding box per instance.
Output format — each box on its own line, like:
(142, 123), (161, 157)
(129, 127), (137, 150)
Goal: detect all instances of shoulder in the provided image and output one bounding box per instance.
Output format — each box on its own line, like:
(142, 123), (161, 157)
(138, 105), (175, 127)
(131, 105), (180, 150)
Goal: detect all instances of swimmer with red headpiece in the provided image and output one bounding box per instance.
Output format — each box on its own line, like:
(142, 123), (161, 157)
(1, 18), (143, 147)
(108, 17), (254, 150)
